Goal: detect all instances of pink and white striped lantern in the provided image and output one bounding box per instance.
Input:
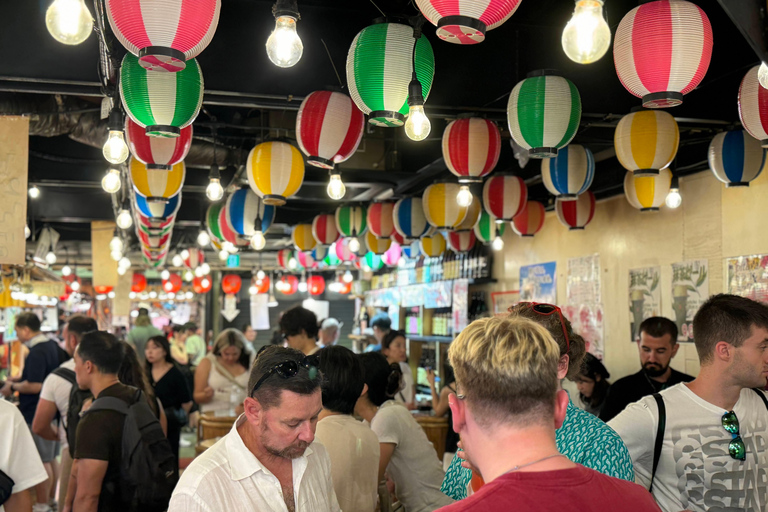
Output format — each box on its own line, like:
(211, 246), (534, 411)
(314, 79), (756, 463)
(125, 118), (191, 169)
(738, 65), (768, 147)
(277, 249), (293, 269)
(442, 117), (501, 182)
(556, 192), (595, 230)
(218, 207), (248, 248)
(296, 251), (317, 269)
(415, 0), (522, 44)
(482, 174), (527, 222)
(382, 242), (402, 267)
(448, 230), (476, 253)
(511, 201), (545, 237)
(106, 0), (221, 72)
(183, 248), (205, 269)
(296, 91), (365, 169)
(311, 214), (340, 246)
(614, 0), (713, 108)
(335, 238), (357, 262)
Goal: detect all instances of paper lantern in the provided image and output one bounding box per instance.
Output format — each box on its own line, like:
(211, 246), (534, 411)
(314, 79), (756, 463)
(222, 274), (242, 295)
(253, 276), (270, 295)
(335, 238), (357, 262)
(708, 130), (765, 187)
(292, 224), (317, 252)
(162, 273), (183, 294)
(393, 197), (430, 241)
(402, 240), (421, 259)
(448, 230), (476, 253)
(443, 118), (501, 182)
(507, 72), (581, 158)
(416, 0), (521, 44)
(193, 276), (212, 294)
(556, 192), (596, 230)
(511, 201), (546, 237)
(391, 231), (406, 246)
(134, 191), (181, 220)
(312, 245), (329, 262)
(246, 141), (305, 206)
(277, 249), (293, 269)
(218, 206), (249, 248)
(226, 188), (276, 237)
(324, 245), (341, 267)
(296, 251), (317, 270)
(454, 197), (482, 232)
(296, 91), (365, 169)
(335, 205), (367, 237)
(615, 111), (679, 177)
(420, 231), (446, 257)
(137, 229), (170, 249)
(307, 275), (326, 296)
(614, 0), (713, 109)
(130, 157), (185, 203)
(106, 0), (220, 72)
(423, 183), (469, 229)
(142, 253), (166, 268)
(136, 212), (174, 236)
(482, 175), (527, 222)
(346, 22), (435, 127)
(94, 285), (114, 295)
(624, 169), (671, 212)
(312, 214), (340, 246)
(738, 66), (768, 147)
(125, 118), (191, 169)
(475, 209), (505, 244)
(131, 273), (147, 293)
(120, 53), (203, 137)
(367, 202), (395, 238)
(365, 231), (392, 255)
(382, 242), (402, 266)
(183, 248), (205, 270)
(206, 203), (225, 243)
(279, 275), (299, 295)
(541, 144), (595, 200)
(363, 252), (384, 272)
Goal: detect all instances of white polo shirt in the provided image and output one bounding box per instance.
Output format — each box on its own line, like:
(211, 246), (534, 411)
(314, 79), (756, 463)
(0, 400), (48, 512)
(169, 415), (340, 512)
(39, 358), (76, 448)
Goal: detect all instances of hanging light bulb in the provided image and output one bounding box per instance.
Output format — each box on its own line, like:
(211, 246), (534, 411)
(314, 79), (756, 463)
(251, 229), (267, 251)
(129, 291), (137, 300)
(149, 290), (158, 299)
(456, 185), (473, 207)
(404, 73), (431, 141)
(111, 249), (123, 261)
(665, 176), (682, 209)
(118, 256), (131, 269)
(266, 0), (303, 69)
(288, 257), (297, 270)
(180, 249), (190, 260)
(45, 251), (57, 265)
(70, 280), (80, 291)
(117, 266), (127, 276)
(206, 164), (224, 201)
(103, 108), (129, 164)
(562, 0), (611, 64)
(61, 265), (72, 277)
(298, 273), (308, 293)
(101, 168), (122, 194)
(343, 270), (353, 283)
(25, 224), (31, 239)
(28, 186), (40, 199)
(348, 237), (360, 253)
(200, 263), (211, 275)
(109, 235), (123, 253)
(219, 249), (229, 261)
(116, 208), (133, 230)
(161, 269), (170, 281)
(184, 270), (194, 282)
(201, 277), (211, 289)
(45, 0), (93, 45)
(185, 291), (194, 300)
(492, 234), (505, 251)
(759, 63), (768, 90)
(194, 266), (205, 277)
(327, 172), (346, 200)
(249, 284), (258, 295)
(224, 241), (239, 254)
(172, 254), (184, 267)
(256, 269), (266, 280)
(197, 229), (210, 247)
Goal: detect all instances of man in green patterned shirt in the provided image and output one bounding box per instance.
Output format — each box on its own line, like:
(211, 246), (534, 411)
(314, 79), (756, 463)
(441, 303), (634, 500)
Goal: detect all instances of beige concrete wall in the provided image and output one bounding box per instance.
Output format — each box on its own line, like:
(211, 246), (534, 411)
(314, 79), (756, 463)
(488, 168), (768, 383)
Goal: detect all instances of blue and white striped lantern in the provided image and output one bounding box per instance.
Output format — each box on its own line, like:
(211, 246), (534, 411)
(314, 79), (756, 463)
(393, 197), (430, 241)
(541, 144), (595, 200)
(402, 240), (421, 259)
(312, 245), (329, 263)
(708, 130), (766, 187)
(225, 188), (276, 237)
(134, 191), (181, 220)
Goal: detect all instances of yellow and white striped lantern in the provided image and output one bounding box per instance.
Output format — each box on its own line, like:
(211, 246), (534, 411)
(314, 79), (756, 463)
(130, 157), (185, 203)
(624, 168), (672, 212)
(422, 182), (469, 229)
(420, 231), (446, 257)
(365, 230), (392, 255)
(292, 223), (317, 252)
(615, 110), (679, 177)
(246, 141), (305, 206)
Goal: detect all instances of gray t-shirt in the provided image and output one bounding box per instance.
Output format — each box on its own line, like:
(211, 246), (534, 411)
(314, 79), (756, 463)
(126, 325), (163, 362)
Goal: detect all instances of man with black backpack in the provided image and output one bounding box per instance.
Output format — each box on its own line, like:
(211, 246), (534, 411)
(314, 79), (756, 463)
(64, 331), (177, 512)
(32, 315), (97, 511)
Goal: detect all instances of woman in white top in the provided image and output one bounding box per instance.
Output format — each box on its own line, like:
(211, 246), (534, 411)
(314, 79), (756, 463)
(193, 329), (250, 415)
(381, 330), (415, 409)
(355, 352), (454, 512)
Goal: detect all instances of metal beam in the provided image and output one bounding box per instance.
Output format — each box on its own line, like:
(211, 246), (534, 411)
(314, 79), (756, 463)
(717, 0), (768, 64)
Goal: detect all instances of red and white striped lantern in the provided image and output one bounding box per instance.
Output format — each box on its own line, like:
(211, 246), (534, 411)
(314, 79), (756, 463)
(482, 175), (527, 222)
(415, 0), (522, 44)
(442, 117), (501, 182)
(183, 248), (205, 269)
(125, 118), (191, 169)
(614, 0), (713, 108)
(106, 0), (221, 72)
(511, 201), (545, 237)
(556, 192), (595, 230)
(312, 214), (340, 246)
(367, 202), (396, 238)
(738, 65), (768, 147)
(296, 91), (365, 169)
(277, 249), (293, 269)
(448, 230), (476, 253)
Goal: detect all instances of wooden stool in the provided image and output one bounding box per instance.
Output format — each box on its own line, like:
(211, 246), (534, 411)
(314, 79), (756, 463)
(197, 412), (238, 443)
(415, 415), (448, 461)
(195, 437), (220, 456)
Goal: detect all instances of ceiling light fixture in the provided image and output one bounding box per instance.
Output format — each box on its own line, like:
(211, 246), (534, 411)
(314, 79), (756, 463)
(327, 172), (346, 200)
(206, 163), (224, 201)
(665, 176), (682, 209)
(266, 0), (303, 68)
(45, 0), (93, 45)
(456, 185), (473, 207)
(28, 185), (40, 199)
(197, 229), (210, 247)
(103, 107), (129, 164)
(101, 168), (122, 194)
(404, 22), (430, 142)
(562, 0), (611, 64)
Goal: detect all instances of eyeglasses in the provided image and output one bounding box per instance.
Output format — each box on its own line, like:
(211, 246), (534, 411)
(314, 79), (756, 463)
(722, 410), (746, 461)
(249, 355), (318, 396)
(519, 302), (570, 353)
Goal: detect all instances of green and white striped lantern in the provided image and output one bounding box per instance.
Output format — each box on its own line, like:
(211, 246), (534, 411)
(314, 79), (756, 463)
(120, 53), (204, 138)
(335, 205), (368, 237)
(474, 209), (505, 244)
(346, 22), (435, 127)
(507, 71), (581, 158)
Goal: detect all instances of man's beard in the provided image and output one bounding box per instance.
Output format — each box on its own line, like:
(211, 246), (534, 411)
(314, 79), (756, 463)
(642, 362), (668, 378)
(261, 424), (309, 459)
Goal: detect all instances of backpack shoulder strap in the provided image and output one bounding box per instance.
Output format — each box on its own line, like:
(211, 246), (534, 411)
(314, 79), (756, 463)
(752, 388), (768, 412)
(649, 393), (666, 494)
(87, 396), (130, 415)
(52, 367), (77, 386)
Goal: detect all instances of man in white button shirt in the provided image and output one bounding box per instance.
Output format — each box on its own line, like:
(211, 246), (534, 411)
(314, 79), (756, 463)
(169, 346), (339, 512)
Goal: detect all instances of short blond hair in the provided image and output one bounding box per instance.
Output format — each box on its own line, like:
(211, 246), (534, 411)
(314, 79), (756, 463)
(448, 316), (561, 427)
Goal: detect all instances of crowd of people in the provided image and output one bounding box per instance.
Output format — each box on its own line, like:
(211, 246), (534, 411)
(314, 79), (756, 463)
(1, 293), (767, 512)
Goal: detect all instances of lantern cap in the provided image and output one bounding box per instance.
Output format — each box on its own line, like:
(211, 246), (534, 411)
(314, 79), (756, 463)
(147, 164), (173, 171)
(725, 182), (750, 188)
(437, 15), (487, 35)
(633, 169), (660, 177)
(146, 125), (181, 137)
(642, 91), (684, 109)
(526, 69), (561, 79)
(529, 147), (558, 158)
(308, 156), (335, 169)
(137, 47), (187, 72)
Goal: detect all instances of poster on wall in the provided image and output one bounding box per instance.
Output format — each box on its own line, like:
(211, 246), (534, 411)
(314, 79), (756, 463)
(565, 254), (604, 359)
(628, 266), (661, 342)
(670, 260), (709, 342)
(520, 262), (557, 304)
(452, 279), (469, 334)
(726, 254), (768, 304)
(491, 290), (520, 316)
(562, 304), (604, 360)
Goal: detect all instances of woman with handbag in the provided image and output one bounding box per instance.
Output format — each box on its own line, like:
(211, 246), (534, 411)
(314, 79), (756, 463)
(145, 335), (193, 470)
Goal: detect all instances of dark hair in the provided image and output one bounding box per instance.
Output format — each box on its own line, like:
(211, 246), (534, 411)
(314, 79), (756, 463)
(119, 341), (159, 417)
(183, 322), (198, 333)
(171, 324), (184, 335)
(242, 324), (254, 333)
(382, 330), (406, 351)
(144, 335), (174, 376)
(370, 313), (391, 331)
(77, 331), (125, 375)
(578, 353), (611, 409)
(280, 306), (319, 339)
(213, 329), (251, 370)
(442, 363), (456, 387)
(359, 352), (402, 406)
(248, 346), (322, 409)
(67, 315), (98, 339)
(16, 312), (42, 332)
(693, 294), (768, 364)
(138, 308), (149, 316)
(317, 346), (364, 415)
(639, 317), (678, 345)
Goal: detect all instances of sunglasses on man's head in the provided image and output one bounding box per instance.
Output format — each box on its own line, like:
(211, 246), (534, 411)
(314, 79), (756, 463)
(250, 355), (319, 396)
(517, 302), (570, 353)
(722, 410), (747, 461)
